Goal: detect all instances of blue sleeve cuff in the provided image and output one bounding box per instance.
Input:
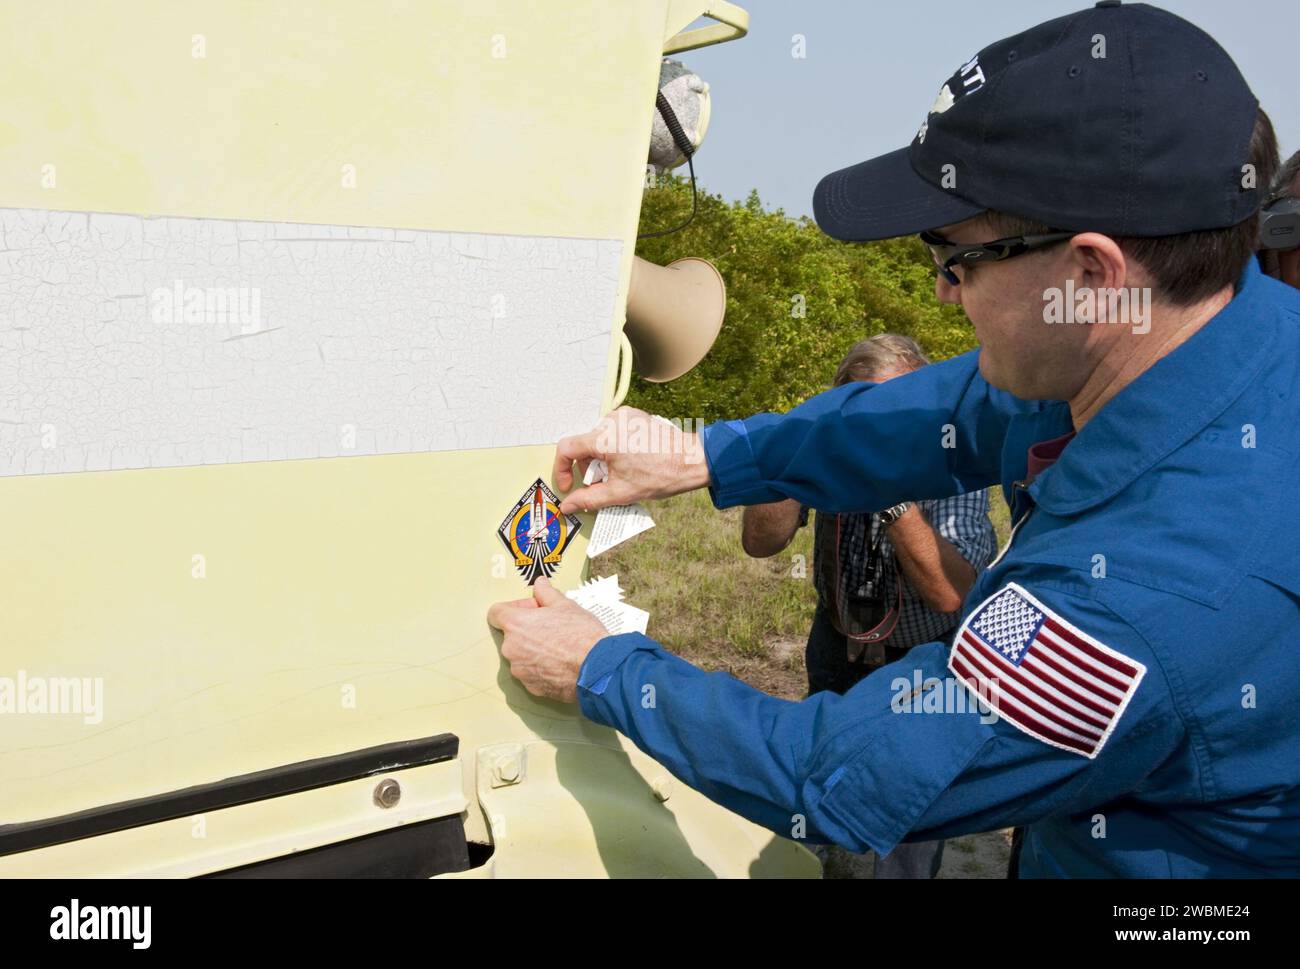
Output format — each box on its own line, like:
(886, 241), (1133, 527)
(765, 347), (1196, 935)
(700, 418), (774, 509)
(576, 632), (664, 725)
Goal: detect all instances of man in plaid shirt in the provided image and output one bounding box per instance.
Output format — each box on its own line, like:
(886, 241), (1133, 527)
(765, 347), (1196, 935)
(742, 334), (996, 878)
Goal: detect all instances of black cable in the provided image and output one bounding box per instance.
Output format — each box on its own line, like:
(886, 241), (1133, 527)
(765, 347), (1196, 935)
(655, 91), (696, 160)
(638, 91), (699, 240)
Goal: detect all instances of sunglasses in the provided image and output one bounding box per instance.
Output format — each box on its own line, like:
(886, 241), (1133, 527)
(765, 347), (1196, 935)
(920, 230), (1076, 286)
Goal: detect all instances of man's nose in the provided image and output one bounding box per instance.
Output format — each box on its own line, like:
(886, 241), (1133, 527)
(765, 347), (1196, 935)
(935, 273), (962, 305)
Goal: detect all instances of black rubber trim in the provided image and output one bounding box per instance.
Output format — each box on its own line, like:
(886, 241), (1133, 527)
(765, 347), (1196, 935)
(0, 733), (459, 858)
(205, 814), (475, 879)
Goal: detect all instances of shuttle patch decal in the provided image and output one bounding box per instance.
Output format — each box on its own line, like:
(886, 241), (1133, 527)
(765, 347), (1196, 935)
(498, 479), (581, 585)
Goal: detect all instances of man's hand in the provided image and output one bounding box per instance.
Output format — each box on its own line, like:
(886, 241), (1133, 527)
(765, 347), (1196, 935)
(553, 406), (711, 515)
(884, 505), (977, 615)
(486, 578), (610, 704)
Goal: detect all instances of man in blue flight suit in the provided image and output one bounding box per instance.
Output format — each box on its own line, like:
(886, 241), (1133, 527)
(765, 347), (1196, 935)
(486, 3), (1300, 876)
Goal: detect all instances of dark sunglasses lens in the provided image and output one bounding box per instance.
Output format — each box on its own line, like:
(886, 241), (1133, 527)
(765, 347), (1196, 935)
(921, 235), (963, 285)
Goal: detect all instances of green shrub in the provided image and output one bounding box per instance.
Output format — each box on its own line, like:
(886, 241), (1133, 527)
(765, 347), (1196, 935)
(629, 177), (977, 421)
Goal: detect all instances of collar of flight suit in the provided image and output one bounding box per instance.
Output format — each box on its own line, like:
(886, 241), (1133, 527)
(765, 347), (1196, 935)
(1027, 259), (1278, 518)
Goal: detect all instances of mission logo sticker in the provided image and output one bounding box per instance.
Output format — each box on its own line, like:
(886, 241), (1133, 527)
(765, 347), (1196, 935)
(497, 478), (582, 585)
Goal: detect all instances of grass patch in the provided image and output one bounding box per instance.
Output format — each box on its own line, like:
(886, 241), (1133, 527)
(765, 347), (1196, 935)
(594, 491), (816, 677)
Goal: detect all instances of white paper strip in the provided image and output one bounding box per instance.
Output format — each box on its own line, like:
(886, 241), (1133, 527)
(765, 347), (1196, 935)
(0, 208), (622, 477)
(587, 502), (655, 558)
(565, 573), (648, 635)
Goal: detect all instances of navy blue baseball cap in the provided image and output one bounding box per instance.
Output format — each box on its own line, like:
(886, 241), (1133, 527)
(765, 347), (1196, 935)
(813, 1), (1262, 241)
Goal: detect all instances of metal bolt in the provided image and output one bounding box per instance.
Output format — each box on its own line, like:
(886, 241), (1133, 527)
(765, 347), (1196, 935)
(373, 778), (401, 808)
(482, 743), (525, 788)
(494, 757), (520, 784)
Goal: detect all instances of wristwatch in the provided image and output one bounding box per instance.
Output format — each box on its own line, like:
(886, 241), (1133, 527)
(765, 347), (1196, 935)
(877, 501), (913, 527)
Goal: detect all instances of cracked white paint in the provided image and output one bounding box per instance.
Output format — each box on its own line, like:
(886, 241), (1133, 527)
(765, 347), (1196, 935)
(0, 208), (623, 476)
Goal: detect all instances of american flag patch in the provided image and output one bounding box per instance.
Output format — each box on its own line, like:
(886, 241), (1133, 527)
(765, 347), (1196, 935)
(947, 583), (1146, 759)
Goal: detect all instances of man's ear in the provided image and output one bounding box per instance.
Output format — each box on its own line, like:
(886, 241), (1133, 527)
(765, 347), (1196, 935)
(1067, 233), (1129, 323)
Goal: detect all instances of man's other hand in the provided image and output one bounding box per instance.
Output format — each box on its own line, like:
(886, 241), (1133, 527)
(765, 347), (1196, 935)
(552, 406), (711, 515)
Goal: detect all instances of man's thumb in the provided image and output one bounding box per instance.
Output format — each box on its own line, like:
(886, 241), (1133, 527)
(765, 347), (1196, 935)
(533, 576), (566, 607)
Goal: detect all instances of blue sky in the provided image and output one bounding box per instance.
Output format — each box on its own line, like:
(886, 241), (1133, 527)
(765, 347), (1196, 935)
(680, 0), (1299, 218)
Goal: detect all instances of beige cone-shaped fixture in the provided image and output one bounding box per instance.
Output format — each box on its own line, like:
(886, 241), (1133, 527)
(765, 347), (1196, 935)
(624, 255), (726, 383)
